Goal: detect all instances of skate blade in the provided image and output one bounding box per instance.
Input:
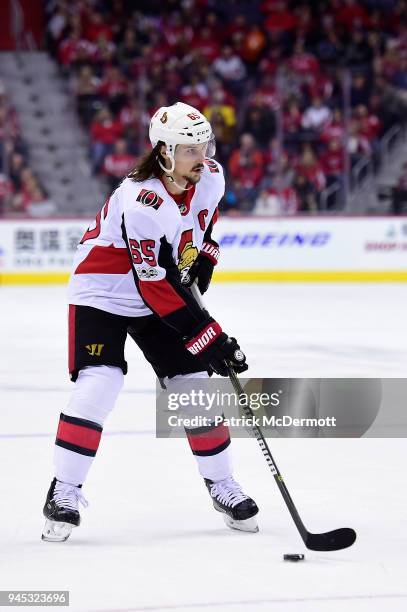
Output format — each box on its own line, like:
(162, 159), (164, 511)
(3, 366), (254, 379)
(223, 514), (259, 533)
(41, 519), (75, 542)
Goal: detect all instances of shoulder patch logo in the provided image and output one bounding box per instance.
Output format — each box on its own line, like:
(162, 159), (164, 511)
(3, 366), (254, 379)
(136, 189), (164, 210)
(204, 159), (219, 173)
(160, 112), (168, 124)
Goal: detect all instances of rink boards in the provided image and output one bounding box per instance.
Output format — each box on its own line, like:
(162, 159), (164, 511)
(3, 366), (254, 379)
(0, 216), (406, 284)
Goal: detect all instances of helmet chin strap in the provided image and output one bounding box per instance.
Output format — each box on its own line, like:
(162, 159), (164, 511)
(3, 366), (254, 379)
(158, 153), (194, 192)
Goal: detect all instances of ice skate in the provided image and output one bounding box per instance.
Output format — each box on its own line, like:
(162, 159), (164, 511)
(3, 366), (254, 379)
(205, 476), (259, 533)
(42, 478), (88, 542)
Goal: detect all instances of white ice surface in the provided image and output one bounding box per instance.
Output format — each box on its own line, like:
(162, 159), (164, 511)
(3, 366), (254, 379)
(0, 283), (407, 612)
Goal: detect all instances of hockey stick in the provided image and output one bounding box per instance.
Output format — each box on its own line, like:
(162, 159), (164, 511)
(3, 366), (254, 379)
(190, 283), (356, 551)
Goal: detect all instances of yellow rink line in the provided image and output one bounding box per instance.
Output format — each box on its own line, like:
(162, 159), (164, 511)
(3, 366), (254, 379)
(2, 270), (407, 284)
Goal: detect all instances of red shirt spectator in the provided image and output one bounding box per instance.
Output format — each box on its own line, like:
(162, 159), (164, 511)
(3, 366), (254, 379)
(229, 134), (264, 189)
(83, 13), (113, 43)
(90, 108), (123, 144)
(162, 14), (193, 50)
(288, 42), (320, 76)
(354, 105), (382, 141)
(305, 73), (334, 101)
(99, 67), (129, 99)
(264, 4), (297, 33)
(58, 33), (93, 66)
(296, 148), (326, 191)
(103, 147), (137, 179)
(320, 140), (345, 177)
(180, 79), (208, 112)
(251, 81), (279, 111)
(283, 103), (302, 134)
(335, 0), (370, 30)
(190, 28), (221, 64)
(320, 109), (345, 145)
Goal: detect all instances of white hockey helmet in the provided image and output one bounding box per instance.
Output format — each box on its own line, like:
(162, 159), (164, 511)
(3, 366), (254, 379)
(149, 102), (215, 159)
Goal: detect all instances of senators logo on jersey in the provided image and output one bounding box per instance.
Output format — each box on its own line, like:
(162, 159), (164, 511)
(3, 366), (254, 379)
(136, 189), (164, 210)
(178, 229), (198, 280)
(204, 159), (219, 173)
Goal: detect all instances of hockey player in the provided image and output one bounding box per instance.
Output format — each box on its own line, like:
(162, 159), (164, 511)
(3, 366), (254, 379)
(42, 102), (259, 542)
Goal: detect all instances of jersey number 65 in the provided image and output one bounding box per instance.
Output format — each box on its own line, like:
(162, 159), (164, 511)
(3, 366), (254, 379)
(129, 238), (157, 266)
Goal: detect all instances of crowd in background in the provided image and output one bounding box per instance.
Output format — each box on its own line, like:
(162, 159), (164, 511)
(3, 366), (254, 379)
(0, 79), (56, 216)
(37, 0), (407, 213)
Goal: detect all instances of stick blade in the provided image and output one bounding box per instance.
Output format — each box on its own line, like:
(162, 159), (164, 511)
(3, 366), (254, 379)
(305, 527), (356, 551)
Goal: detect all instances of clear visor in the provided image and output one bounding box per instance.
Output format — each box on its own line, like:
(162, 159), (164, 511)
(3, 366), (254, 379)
(173, 135), (216, 160)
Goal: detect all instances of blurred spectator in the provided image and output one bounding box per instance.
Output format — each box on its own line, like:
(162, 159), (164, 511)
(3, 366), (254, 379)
(292, 173), (318, 213)
(83, 12), (113, 44)
(254, 184), (298, 215)
(263, 2), (297, 34)
(288, 40), (320, 78)
(8, 152), (26, 190)
(317, 29), (344, 67)
(295, 146), (326, 198)
(283, 101), (303, 151)
(204, 90), (237, 163)
(342, 29), (373, 70)
(102, 139), (137, 191)
(58, 27), (93, 69)
(335, 0), (370, 30)
(320, 139), (345, 208)
(74, 65), (101, 125)
(347, 121), (372, 164)
(350, 74), (371, 107)
(242, 102), (276, 148)
(321, 139), (345, 184)
(320, 108), (345, 145)
(98, 65), (129, 114)
(228, 133), (264, 210)
(117, 29), (140, 74)
(212, 46), (247, 95)
(302, 96), (331, 132)
(90, 106), (123, 171)
(190, 27), (221, 64)
(180, 75), (209, 112)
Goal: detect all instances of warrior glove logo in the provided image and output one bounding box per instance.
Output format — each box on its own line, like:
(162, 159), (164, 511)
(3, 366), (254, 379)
(86, 344), (104, 357)
(187, 326), (217, 355)
(185, 321), (222, 356)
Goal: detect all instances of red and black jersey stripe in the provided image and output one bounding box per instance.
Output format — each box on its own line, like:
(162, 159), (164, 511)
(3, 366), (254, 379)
(185, 417), (231, 457)
(55, 413), (103, 457)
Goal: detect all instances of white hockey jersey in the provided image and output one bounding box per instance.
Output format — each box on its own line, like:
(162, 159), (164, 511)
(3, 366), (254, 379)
(67, 159), (224, 332)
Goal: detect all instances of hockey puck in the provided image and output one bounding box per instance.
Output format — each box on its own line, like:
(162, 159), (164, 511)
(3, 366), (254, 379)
(283, 554), (305, 562)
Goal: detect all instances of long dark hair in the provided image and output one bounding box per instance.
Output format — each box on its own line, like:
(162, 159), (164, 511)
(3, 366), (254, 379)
(128, 141), (166, 182)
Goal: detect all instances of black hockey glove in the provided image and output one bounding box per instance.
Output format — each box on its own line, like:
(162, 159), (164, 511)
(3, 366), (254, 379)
(184, 318), (248, 377)
(183, 239), (220, 294)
